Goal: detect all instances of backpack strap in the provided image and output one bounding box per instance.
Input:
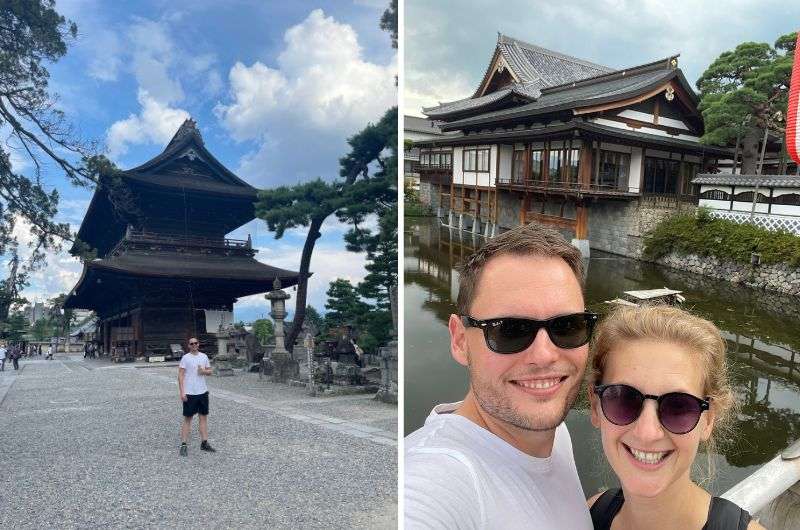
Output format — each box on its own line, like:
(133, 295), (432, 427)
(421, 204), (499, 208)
(704, 497), (751, 530)
(590, 488), (624, 530)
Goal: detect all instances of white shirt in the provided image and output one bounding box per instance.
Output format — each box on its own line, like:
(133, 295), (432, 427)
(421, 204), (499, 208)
(405, 402), (592, 530)
(0, 347), (5, 360)
(179, 352), (210, 395)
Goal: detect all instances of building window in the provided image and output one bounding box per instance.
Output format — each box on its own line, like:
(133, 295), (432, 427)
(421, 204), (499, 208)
(734, 191), (768, 203)
(773, 193), (800, 206)
(599, 151), (629, 190)
(680, 162), (700, 196)
(512, 149), (525, 183)
(566, 148), (580, 185)
(699, 189), (730, 201)
(644, 157), (680, 194)
(549, 150), (563, 184)
(531, 150), (544, 180)
(463, 148), (490, 172)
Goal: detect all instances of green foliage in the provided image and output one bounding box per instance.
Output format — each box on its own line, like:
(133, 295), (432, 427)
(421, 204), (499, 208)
(643, 212), (800, 267)
(324, 279), (370, 329)
(252, 319), (274, 346)
(31, 317), (54, 341)
(697, 32), (796, 150)
(380, 0), (397, 49)
(304, 305), (324, 335)
(1, 312), (30, 342)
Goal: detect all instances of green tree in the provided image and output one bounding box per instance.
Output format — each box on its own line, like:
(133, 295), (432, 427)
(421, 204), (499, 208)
(255, 108), (396, 352)
(252, 318), (274, 346)
(697, 32), (796, 174)
(48, 293), (74, 341)
(0, 1), (111, 320)
(347, 203), (397, 310)
(31, 316), (54, 341)
(304, 305), (324, 335)
(1, 312), (29, 342)
(324, 279), (370, 330)
(380, 0), (398, 49)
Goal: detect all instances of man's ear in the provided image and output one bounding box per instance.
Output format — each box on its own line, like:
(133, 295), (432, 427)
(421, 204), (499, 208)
(589, 385), (601, 429)
(449, 314), (469, 367)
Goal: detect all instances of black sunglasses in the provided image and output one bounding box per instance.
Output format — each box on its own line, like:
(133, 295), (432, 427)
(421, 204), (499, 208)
(189, 342), (199, 345)
(461, 312), (598, 353)
(594, 383), (711, 435)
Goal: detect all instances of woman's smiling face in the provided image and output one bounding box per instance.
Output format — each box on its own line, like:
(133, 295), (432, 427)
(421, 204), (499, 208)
(590, 338), (715, 498)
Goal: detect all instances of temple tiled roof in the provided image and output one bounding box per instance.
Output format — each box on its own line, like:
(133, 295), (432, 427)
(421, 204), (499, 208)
(438, 67), (682, 130)
(494, 34), (613, 90)
(404, 115), (445, 135)
(424, 33), (684, 123)
(693, 174), (800, 187)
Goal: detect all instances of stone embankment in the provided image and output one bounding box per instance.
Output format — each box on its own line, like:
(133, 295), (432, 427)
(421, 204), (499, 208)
(657, 252), (800, 296)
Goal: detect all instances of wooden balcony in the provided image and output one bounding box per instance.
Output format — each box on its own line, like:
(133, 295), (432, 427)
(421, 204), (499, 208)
(415, 163), (452, 186)
(496, 176), (638, 199)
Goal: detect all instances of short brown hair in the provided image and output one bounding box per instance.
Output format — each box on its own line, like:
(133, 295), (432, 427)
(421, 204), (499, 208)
(455, 222), (584, 315)
(590, 305), (736, 482)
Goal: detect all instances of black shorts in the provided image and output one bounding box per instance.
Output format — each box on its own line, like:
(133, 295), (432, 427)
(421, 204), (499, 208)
(182, 392), (209, 417)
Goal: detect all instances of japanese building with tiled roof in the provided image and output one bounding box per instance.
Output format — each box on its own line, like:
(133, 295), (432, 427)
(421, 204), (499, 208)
(64, 119), (300, 360)
(414, 33), (734, 256)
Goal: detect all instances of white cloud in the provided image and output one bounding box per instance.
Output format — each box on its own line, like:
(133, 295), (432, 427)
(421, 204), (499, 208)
(87, 29), (123, 82)
(128, 18), (184, 104)
(106, 90), (190, 159)
(215, 9), (396, 185)
(3, 217), (83, 305)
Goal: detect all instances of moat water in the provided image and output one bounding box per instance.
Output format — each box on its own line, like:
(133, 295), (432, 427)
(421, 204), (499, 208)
(404, 216), (800, 496)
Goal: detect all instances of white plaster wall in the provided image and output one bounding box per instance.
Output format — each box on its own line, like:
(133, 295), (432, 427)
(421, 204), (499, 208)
(452, 146), (463, 185)
(700, 185), (733, 195)
(617, 109), (691, 130)
(591, 118), (700, 141)
(629, 147), (643, 192)
(732, 201), (769, 213)
(771, 205), (800, 216)
(699, 199), (731, 210)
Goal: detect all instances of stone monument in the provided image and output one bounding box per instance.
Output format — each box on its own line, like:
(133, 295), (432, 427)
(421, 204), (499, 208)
(263, 278), (299, 383)
(375, 285), (398, 403)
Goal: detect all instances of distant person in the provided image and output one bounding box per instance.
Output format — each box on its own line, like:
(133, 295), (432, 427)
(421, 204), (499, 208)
(404, 223), (597, 528)
(10, 345), (20, 370)
(45, 344), (53, 360)
(588, 305), (763, 529)
(0, 343), (6, 371)
(178, 337), (216, 456)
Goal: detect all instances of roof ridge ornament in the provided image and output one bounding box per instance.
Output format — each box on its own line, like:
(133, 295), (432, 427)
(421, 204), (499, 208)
(665, 86), (675, 101)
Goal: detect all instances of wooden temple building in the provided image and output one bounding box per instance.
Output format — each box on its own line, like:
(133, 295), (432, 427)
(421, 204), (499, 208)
(414, 33), (732, 257)
(64, 119), (300, 360)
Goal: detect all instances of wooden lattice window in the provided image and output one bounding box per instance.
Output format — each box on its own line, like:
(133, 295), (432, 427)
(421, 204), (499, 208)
(699, 189), (730, 201)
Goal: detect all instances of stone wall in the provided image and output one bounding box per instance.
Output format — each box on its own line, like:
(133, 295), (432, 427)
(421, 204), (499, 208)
(418, 181), (434, 207)
(657, 252), (800, 297)
(588, 200), (696, 258)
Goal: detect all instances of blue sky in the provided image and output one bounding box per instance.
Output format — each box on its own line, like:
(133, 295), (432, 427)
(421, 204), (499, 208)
(9, 0), (396, 322)
(405, 0), (800, 116)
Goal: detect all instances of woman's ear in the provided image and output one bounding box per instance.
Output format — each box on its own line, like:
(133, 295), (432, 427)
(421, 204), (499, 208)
(700, 406), (716, 442)
(589, 384), (601, 428)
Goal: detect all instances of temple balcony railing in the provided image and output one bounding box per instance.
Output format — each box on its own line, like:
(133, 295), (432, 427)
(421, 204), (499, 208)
(415, 163), (452, 186)
(109, 228), (255, 258)
(639, 191), (699, 208)
(496, 176), (639, 198)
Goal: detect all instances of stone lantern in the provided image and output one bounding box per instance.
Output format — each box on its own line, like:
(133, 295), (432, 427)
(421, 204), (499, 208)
(264, 278), (298, 383)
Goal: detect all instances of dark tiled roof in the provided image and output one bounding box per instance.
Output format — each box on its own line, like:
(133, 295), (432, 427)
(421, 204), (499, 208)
(693, 174), (800, 187)
(439, 68), (677, 130)
(496, 34), (613, 89)
(404, 115), (445, 135)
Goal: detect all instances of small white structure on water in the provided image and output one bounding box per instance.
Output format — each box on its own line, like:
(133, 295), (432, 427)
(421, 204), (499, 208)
(693, 174), (800, 234)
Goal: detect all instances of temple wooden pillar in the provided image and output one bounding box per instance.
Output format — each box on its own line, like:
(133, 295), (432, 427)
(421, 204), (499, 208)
(520, 193), (530, 225)
(575, 203), (589, 239)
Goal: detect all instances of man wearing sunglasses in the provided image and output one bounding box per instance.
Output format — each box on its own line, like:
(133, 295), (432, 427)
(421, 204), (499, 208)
(178, 337), (216, 456)
(405, 223), (596, 529)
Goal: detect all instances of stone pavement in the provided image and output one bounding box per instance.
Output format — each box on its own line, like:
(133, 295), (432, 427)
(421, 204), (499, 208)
(0, 355), (397, 529)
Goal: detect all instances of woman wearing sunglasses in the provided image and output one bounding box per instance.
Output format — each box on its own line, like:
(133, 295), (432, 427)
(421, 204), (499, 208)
(587, 305), (764, 530)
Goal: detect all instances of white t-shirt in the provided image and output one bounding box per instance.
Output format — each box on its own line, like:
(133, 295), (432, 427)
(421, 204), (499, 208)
(179, 352), (210, 395)
(405, 402), (592, 530)
(0, 347), (5, 360)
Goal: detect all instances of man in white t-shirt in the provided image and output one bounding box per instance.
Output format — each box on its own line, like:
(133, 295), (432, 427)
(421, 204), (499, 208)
(178, 337), (216, 456)
(0, 343), (6, 371)
(405, 223), (598, 529)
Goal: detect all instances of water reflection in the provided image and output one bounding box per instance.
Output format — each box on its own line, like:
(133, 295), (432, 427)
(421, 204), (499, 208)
(404, 217), (800, 495)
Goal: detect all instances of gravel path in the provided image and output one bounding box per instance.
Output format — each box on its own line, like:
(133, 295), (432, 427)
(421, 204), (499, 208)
(0, 355), (397, 529)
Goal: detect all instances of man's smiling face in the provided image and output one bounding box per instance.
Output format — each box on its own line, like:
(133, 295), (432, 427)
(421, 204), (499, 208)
(451, 254), (588, 432)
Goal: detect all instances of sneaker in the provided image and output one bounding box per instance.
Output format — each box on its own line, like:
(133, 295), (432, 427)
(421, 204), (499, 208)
(179, 444), (188, 456)
(200, 441), (216, 452)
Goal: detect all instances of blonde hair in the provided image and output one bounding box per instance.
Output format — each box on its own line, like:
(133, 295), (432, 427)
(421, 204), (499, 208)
(590, 305), (736, 483)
